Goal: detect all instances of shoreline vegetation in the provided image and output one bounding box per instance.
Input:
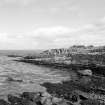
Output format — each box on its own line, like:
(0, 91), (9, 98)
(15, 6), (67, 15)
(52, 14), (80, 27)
(6, 45), (105, 105)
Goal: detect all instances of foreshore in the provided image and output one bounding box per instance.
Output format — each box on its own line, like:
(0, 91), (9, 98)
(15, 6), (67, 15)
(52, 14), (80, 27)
(7, 45), (105, 105)
(13, 57), (105, 105)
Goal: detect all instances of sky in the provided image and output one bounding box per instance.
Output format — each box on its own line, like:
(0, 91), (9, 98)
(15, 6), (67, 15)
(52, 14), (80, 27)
(0, 0), (105, 50)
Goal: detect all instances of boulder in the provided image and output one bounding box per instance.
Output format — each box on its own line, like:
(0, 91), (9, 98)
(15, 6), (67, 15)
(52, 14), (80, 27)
(79, 95), (87, 101)
(54, 99), (71, 105)
(0, 99), (10, 105)
(41, 92), (70, 105)
(42, 92), (51, 98)
(80, 99), (101, 105)
(21, 92), (42, 102)
(8, 94), (22, 104)
(69, 94), (79, 103)
(51, 97), (62, 103)
(8, 94), (38, 105)
(42, 97), (53, 105)
(21, 98), (37, 105)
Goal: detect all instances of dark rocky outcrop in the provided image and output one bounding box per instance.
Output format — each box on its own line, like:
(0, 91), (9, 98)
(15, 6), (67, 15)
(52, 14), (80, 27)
(42, 77), (105, 104)
(0, 91), (76, 105)
(0, 87), (104, 105)
(21, 92), (42, 102)
(0, 99), (10, 105)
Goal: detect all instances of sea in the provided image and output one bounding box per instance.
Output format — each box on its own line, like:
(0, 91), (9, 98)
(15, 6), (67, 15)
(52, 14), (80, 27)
(0, 50), (74, 99)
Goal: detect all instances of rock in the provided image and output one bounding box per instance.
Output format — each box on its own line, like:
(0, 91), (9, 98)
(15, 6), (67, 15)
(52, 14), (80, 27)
(80, 99), (101, 105)
(55, 99), (71, 105)
(21, 98), (37, 105)
(51, 97), (62, 103)
(42, 97), (53, 105)
(41, 93), (69, 105)
(36, 101), (42, 105)
(69, 92), (79, 103)
(42, 92), (52, 98)
(79, 76), (91, 84)
(8, 94), (38, 105)
(21, 92), (42, 102)
(79, 95), (87, 101)
(41, 92), (52, 104)
(78, 69), (92, 76)
(8, 94), (22, 104)
(0, 99), (10, 105)
(70, 94), (78, 102)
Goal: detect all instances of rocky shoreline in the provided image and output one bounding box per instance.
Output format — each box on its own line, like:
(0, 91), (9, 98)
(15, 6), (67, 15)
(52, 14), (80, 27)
(0, 77), (105, 105)
(0, 91), (66, 105)
(13, 58), (105, 105)
(0, 90), (91, 105)
(8, 46), (105, 105)
(42, 74), (105, 104)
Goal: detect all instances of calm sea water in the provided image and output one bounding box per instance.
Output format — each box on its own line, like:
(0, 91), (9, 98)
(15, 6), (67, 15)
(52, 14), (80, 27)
(0, 50), (75, 99)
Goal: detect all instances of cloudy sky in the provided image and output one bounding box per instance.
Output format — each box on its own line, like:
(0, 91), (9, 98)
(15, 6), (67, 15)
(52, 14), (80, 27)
(0, 0), (105, 49)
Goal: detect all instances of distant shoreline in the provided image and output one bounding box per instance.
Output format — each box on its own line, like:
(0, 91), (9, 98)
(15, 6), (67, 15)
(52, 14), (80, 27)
(15, 58), (105, 77)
